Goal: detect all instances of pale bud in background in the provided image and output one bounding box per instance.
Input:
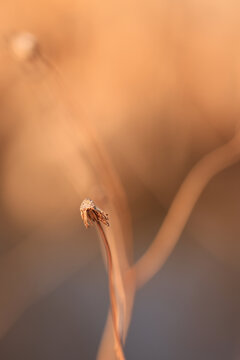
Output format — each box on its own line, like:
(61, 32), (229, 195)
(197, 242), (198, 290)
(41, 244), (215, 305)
(9, 31), (38, 61)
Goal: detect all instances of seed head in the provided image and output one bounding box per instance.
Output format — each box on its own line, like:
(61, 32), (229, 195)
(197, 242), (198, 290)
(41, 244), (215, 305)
(80, 198), (109, 228)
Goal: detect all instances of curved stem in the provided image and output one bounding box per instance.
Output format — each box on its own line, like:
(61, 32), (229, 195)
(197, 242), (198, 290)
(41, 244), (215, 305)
(133, 130), (240, 288)
(96, 222), (125, 360)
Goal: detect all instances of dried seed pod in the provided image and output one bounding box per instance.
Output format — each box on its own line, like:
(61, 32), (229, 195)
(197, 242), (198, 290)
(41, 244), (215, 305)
(80, 198), (109, 228)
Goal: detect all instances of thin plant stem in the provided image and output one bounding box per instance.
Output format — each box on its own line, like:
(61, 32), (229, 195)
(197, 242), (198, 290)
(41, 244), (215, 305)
(132, 129), (240, 288)
(96, 221), (125, 360)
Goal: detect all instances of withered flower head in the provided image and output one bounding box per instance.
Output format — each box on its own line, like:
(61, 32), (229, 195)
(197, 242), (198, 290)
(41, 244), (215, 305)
(80, 198), (109, 228)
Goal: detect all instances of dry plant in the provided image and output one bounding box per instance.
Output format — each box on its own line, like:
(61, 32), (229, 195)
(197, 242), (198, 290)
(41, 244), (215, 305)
(80, 198), (125, 360)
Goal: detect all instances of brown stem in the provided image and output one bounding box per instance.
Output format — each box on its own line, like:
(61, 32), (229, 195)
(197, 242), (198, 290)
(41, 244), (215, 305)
(96, 222), (125, 360)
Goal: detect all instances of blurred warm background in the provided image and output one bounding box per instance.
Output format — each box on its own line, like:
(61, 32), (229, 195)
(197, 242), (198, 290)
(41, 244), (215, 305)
(0, 0), (240, 359)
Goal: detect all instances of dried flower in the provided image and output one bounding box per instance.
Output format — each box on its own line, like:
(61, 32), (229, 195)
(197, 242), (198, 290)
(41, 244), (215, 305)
(80, 198), (109, 228)
(80, 198), (125, 360)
